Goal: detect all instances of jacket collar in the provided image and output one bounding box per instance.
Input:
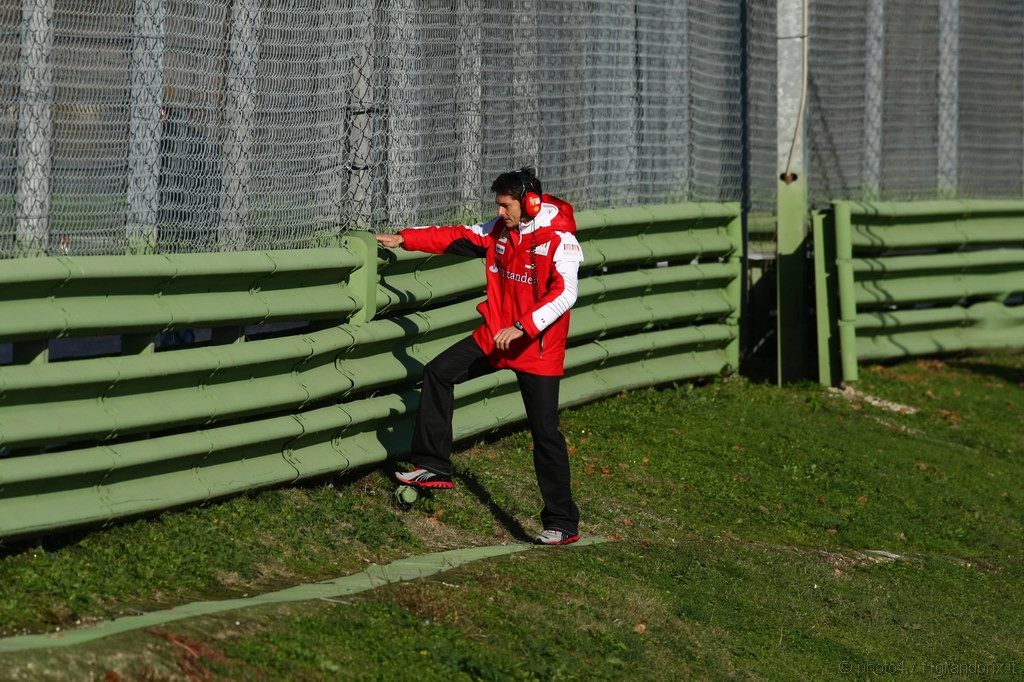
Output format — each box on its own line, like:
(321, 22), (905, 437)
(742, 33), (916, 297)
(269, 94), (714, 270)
(518, 218), (540, 235)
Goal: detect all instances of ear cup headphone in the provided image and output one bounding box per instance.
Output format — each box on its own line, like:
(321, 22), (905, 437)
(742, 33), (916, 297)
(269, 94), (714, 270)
(515, 168), (543, 305)
(518, 169), (542, 218)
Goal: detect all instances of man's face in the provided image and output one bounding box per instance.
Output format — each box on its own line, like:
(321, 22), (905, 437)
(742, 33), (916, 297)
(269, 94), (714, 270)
(495, 194), (522, 229)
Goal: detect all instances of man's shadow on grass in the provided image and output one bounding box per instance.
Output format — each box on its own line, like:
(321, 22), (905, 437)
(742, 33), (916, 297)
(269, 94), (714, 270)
(452, 468), (532, 543)
(377, 454), (532, 544)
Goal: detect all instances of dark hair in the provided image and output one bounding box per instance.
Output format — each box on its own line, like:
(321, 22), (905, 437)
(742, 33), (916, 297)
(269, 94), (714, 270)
(490, 167), (542, 200)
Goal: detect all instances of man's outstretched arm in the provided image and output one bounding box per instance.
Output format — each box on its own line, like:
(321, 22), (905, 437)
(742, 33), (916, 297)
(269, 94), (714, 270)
(376, 233), (404, 249)
(376, 220), (498, 257)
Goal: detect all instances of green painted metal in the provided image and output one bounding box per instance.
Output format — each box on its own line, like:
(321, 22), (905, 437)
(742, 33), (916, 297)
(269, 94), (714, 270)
(724, 214), (743, 372)
(0, 538), (608, 652)
(853, 272), (1022, 307)
(833, 202), (860, 383)
(776, 175), (810, 384)
(853, 249), (1024, 274)
(776, 0), (811, 384)
(812, 211), (841, 387)
(0, 325), (736, 538)
(0, 249), (367, 344)
(855, 301), (1024, 359)
(0, 203), (741, 539)
(0, 263), (732, 451)
(746, 212), (778, 256)
(341, 230), (380, 325)
(837, 199), (1024, 218)
(818, 200), (1024, 384)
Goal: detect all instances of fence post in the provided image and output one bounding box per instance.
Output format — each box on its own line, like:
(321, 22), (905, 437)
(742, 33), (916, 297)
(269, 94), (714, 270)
(776, 0), (811, 383)
(386, 0), (419, 227)
(511, 0), (539, 169)
(345, 7), (375, 231)
(725, 210), (743, 372)
(126, 0), (167, 255)
(833, 202), (859, 383)
(862, 0), (884, 201)
(456, 0), (482, 219)
(812, 210), (841, 386)
(15, 0), (54, 258)
(938, 0), (959, 199)
(218, 0), (262, 251)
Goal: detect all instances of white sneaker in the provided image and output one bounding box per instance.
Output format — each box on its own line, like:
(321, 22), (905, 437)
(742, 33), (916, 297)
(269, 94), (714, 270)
(534, 529), (581, 546)
(394, 468), (454, 490)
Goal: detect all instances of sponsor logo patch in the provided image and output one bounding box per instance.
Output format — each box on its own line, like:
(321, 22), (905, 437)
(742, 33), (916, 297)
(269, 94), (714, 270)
(494, 265), (535, 284)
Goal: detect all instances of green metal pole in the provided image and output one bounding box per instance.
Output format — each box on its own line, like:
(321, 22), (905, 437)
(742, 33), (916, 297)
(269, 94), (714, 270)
(812, 211), (840, 386)
(833, 202), (859, 382)
(725, 212), (743, 373)
(776, 0), (811, 384)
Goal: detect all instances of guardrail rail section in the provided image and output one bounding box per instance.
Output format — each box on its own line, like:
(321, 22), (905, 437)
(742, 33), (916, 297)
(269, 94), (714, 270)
(814, 201), (1024, 384)
(0, 204), (741, 539)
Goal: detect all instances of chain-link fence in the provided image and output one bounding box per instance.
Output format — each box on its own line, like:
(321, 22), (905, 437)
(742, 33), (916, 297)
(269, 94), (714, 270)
(807, 0), (1024, 207)
(0, 0), (745, 257)
(1, 1), (1023, 257)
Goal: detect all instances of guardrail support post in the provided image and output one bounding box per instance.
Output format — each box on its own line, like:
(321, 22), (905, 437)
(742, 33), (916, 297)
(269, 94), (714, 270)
(344, 232), (380, 325)
(832, 202), (859, 383)
(812, 211), (841, 386)
(725, 211), (743, 372)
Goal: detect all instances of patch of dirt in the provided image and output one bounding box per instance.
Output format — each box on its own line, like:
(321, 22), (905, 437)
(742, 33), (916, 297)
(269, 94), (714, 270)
(829, 385), (919, 415)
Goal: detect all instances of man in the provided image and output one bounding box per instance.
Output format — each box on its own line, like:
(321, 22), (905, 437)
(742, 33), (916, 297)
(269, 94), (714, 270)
(375, 167), (584, 545)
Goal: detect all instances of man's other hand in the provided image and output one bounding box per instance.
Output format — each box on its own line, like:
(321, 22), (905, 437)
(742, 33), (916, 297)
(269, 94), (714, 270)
(493, 326), (525, 351)
(376, 233), (404, 249)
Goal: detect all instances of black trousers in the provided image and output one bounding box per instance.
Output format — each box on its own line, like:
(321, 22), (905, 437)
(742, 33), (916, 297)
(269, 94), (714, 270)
(410, 335), (580, 535)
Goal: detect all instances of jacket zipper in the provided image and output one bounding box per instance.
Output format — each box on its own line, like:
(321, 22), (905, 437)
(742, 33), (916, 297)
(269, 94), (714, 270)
(510, 226), (545, 358)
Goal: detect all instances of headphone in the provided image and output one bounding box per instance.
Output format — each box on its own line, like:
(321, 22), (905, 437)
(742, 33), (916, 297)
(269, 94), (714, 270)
(513, 168), (544, 305)
(517, 168), (542, 218)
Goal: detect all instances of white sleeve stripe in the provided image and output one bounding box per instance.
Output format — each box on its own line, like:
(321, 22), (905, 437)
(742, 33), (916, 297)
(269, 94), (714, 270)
(531, 259), (579, 333)
(405, 218), (499, 237)
(466, 218), (500, 237)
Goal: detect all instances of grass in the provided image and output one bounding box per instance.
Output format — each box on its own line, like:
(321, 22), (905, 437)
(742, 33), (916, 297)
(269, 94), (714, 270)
(0, 350), (1022, 680)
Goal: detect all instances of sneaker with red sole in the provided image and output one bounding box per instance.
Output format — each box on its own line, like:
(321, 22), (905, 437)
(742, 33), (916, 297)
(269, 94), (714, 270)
(394, 468), (454, 490)
(534, 529), (580, 546)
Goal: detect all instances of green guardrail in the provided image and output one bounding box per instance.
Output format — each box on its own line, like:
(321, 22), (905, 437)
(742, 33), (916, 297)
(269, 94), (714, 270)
(814, 200), (1024, 385)
(0, 203), (741, 540)
(0, 245), (376, 364)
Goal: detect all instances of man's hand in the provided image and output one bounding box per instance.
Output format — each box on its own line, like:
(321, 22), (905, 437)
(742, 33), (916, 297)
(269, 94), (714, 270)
(376, 233), (404, 249)
(493, 325), (525, 351)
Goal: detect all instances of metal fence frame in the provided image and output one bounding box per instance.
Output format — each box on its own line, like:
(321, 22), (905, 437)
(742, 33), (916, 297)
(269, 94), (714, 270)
(814, 200), (1024, 385)
(0, 202), (742, 539)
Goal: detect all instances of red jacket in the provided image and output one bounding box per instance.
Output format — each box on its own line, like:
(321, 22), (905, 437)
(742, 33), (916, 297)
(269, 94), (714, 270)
(399, 195), (584, 376)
